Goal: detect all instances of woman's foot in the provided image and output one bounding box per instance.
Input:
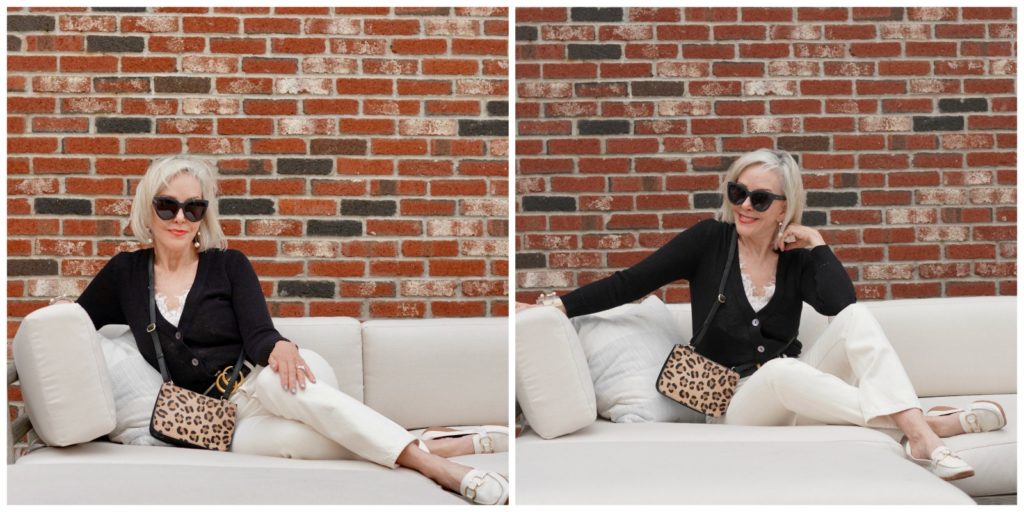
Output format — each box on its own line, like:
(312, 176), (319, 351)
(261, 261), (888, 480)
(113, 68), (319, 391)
(423, 436), (475, 458)
(901, 436), (975, 481)
(926, 401), (1007, 437)
(423, 425), (510, 456)
(396, 441), (508, 505)
(459, 470), (510, 505)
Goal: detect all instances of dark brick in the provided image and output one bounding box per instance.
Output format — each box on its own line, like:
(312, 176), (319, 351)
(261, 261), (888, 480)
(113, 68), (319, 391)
(87, 36), (145, 53)
(854, 7), (903, 20)
(218, 198), (275, 215)
(92, 7), (147, 12)
(278, 281), (334, 299)
(516, 26), (538, 41)
(801, 210), (827, 226)
(777, 136), (830, 152)
(35, 198), (91, 215)
(807, 192), (858, 207)
(8, 16), (55, 32)
(517, 252), (546, 269)
(9, 35), (22, 52)
(94, 76), (151, 93)
(340, 199), (397, 217)
(310, 139), (367, 155)
(913, 116), (964, 132)
(694, 193), (723, 209)
(575, 81), (628, 97)
(568, 44), (622, 60)
(218, 159), (271, 175)
(522, 196), (576, 212)
(308, 220), (362, 237)
(692, 156), (736, 173)
(631, 81), (686, 97)
(278, 158), (333, 175)
(458, 120), (508, 137)
(154, 76), (210, 94)
(96, 117), (152, 134)
(486, 100), (509, 117)
(8, 259), (58, 277)
(938, 98), (988, 113)
(571, 7), (623, 22)
(578, 120), (631, 135)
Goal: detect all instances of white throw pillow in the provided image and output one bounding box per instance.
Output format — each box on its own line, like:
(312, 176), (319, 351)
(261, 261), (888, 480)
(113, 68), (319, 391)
(571, 296), (704, 423)
(96, 326), (169, 447)
(12, 303), (116, 446)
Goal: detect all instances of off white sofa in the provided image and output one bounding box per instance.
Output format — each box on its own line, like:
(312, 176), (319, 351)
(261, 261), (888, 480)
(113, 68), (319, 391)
(8, 315), (509, 505)
(516, 296), (1015, 505)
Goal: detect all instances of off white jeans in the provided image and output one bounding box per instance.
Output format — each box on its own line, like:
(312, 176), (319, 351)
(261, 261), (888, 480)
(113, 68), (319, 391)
(229, 348), (416, 468)
(724, 303), (922, 430)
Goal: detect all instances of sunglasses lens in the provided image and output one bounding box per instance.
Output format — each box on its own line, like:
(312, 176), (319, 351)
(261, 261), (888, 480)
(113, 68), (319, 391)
(750, 192), (773, 212)
(183, 201), (208, 222)
(726, 183), (746, 205)
(153, 198), (179, 220)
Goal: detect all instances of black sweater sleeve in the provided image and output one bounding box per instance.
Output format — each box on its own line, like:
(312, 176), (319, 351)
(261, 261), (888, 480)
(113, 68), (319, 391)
(560, 219), (716, 318)
(799, 245), (857, 316)
(76, 252), (128, 329)
(226, 250), (289, 365)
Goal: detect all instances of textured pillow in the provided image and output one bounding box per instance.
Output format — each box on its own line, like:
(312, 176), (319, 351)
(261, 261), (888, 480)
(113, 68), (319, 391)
(571, 296), (703, 423)
(97, 327), (170, 447)
(515, 306), (596, 439)
(12, 303), (116, 446)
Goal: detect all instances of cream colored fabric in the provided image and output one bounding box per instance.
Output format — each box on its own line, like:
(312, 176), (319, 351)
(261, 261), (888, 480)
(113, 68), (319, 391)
(230, 349), (415, 468)
(725, 303), (922, 429)
(12, 303), (116, 447)
(361, 317), (508, 429)
(516, 306), (596, 439)
(516, 421), (973, 505)
(272, 316), (364, 401)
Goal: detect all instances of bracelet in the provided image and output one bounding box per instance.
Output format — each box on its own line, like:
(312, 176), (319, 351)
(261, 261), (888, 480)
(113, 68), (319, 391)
(48, 294), (78, 305)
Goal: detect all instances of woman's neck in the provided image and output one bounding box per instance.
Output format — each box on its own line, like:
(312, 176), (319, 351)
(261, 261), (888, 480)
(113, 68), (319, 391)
(737, 230), (776, 262)
(154, 245), (198, 272)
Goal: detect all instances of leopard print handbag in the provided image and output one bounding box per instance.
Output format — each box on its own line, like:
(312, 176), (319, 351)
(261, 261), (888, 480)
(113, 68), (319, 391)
(150, 382), (238, 451)
(656, 345), (739, 417)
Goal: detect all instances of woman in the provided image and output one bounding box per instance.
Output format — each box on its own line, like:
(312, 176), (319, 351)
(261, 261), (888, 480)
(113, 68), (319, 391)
(59, 157), (508, 505)
(517, 149), (1006, 481)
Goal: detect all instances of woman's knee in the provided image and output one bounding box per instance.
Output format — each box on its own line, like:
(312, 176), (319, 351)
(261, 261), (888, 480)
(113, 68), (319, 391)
(755, 357), (808, 390)
(254, 347), (338, 396)
(833, 302), (870, 322)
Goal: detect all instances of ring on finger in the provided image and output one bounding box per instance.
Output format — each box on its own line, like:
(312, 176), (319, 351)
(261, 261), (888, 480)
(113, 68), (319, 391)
(297, 364), (307, 371)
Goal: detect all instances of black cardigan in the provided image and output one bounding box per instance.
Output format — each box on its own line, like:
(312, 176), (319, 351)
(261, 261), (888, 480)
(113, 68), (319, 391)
(77, 248), (288, 394)
(561, 219), (857, 372)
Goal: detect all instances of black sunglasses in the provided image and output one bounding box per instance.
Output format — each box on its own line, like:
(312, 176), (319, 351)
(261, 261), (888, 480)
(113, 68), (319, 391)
(152, 196), (209, 222)
(726, 182), (786, 212)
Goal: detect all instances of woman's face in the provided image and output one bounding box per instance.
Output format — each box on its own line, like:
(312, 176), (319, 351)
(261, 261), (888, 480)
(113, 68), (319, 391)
(730, 164), (787, 241)
(150, 173), (204, 256)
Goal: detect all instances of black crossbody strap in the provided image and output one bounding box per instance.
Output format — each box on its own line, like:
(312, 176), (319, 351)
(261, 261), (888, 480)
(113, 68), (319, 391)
(148, 251), (245, 398)
(690, 228), (737, 351)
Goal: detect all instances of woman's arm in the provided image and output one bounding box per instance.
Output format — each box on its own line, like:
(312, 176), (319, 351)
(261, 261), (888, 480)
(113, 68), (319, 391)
(558, 219), (717, 318)
(76, 252), (129, 329)
(799, 245), (857, 316)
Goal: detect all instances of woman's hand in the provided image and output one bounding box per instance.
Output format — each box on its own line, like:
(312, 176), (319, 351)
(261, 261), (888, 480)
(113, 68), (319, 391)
(776, 223), (826, 252)
(267, 340), (316, 394)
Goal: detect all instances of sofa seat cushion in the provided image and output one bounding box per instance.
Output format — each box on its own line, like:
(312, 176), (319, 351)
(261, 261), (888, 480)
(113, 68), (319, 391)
(12, 442), (506, 504)
(919, 394), (1016, 497)
(516, 421), (974, 504)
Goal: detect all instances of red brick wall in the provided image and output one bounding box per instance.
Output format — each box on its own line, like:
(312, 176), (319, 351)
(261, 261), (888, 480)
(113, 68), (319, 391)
(515, 7), (1016, 304)
(7, 6), (510, 337)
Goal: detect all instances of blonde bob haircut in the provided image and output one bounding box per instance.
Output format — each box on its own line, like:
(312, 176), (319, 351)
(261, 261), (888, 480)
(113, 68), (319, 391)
(715, 149), (805, 229)
(129, 156), (226, 252)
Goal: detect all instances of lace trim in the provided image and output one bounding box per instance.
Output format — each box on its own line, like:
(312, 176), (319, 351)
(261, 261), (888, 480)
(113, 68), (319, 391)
(155, 288), (190, 328)
(739, 262), (775, 313)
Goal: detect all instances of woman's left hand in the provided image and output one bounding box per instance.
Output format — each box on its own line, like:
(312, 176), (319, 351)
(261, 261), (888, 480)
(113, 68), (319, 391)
(268, 340), (316, 394)
(776, 223), (827, 252)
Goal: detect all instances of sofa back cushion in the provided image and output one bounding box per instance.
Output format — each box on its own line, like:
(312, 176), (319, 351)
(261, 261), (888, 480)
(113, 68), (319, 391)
(361, 317), (508, 429)
(13, 303), (116, 447)
(272, 317), (364, 402)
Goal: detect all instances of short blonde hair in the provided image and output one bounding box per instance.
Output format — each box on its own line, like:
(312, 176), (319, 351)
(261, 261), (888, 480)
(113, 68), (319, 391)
(715, 149), (805, 228)
(129, 156), (226, 252)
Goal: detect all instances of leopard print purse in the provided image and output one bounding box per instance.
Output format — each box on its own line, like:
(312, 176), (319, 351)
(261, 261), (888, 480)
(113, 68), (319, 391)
(656, 230), (739, 417)
(145, 252), (244, 451)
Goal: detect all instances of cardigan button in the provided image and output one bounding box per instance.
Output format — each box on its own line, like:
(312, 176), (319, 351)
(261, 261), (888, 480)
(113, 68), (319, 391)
(191, 358), (199, 366)
(752, 319), (760, 327)
(175, 332), (182, 340)
(757, 346), (765, 353)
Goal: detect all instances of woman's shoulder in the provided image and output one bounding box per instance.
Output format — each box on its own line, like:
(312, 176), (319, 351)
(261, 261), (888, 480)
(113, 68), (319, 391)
(202, 248), (254, 270)
(686, 217), (732, 239)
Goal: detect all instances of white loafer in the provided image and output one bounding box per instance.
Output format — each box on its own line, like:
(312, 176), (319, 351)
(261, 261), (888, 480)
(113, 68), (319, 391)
(926, 400), (1007, 434)
(423, 425), (509, 454)
(459, 470), (509, 505)
(902, 437), (975, 481)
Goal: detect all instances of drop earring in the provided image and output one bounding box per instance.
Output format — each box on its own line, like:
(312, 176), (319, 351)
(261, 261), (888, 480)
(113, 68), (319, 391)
(194, 231), (201, 249)
(146, 229), (153, 245)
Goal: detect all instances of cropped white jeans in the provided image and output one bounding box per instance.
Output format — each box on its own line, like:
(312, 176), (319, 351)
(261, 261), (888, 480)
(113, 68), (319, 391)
(229, 348), (416, 468)
(723, 303), (922, 430)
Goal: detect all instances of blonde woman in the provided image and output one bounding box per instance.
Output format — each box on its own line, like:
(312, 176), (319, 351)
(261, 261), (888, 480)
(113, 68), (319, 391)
(61, 157), (508, 504)
(520, 149), (1005, 481)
